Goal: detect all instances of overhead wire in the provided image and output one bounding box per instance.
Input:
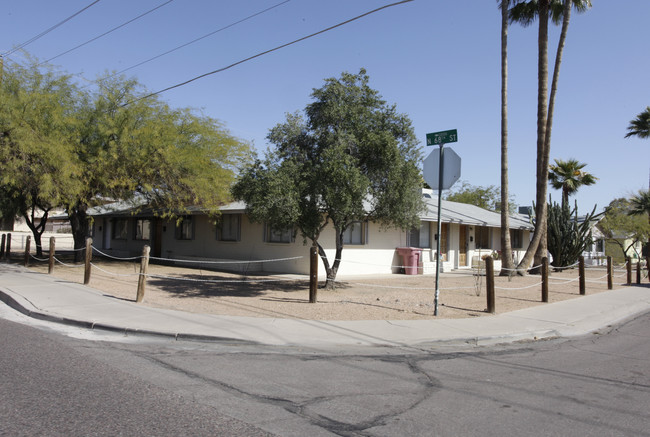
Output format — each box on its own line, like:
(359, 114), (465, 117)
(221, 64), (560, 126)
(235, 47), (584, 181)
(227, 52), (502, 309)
(2, 0), (102, 57)
(91, 0), (291, 88)
(123, 0), (414, 106)
(41, 0), (176, 66)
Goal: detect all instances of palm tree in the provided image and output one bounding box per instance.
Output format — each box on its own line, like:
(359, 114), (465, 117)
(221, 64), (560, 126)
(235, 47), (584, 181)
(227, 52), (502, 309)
(625, 106), (650, 139)
(509, 0), (592, 274)
(548, 158), (597, 207)
(629, 189), (650, 256)
(498, 0), (515, 275)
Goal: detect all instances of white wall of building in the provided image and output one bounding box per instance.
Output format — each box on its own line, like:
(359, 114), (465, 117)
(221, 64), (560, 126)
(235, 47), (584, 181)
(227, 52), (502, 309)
(90, 213), (531, 277)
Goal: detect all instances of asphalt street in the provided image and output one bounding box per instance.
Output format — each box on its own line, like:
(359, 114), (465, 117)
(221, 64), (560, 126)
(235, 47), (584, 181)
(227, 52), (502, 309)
(2, 304), (649, 436)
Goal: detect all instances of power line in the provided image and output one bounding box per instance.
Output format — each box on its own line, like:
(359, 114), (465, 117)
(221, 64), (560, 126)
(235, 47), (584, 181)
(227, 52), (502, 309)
(93, 0), (291, 87)
(124, 0), (414, 106)
(2, 0), (102, 57)
(41, 0), (175, 65)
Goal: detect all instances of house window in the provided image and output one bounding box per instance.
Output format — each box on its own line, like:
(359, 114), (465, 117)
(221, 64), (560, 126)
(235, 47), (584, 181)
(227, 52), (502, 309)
(219, 214), (240, 242)
(408, 221), (431, 248)
(134, 219), (151, 241)
(475, 226), (490, 249)
(176, 217), (194, 240)
(266, 224), (292, 243)
(596, 239), (604, 252)
(510, 229), (523, 249)
(112, 219), (128, 240)
(343, 221), (366, 245)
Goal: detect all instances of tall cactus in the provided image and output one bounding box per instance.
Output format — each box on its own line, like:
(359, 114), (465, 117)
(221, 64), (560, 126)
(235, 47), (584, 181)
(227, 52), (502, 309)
(547, 200), (598, 269)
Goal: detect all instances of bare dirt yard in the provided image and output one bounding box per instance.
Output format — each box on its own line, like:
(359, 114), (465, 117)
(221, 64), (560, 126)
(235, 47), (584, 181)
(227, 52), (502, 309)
(24, 256), (635, 321)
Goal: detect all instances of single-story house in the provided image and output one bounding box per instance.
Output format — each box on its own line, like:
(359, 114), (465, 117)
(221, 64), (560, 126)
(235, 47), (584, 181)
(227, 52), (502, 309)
(88, 189), (534, 276)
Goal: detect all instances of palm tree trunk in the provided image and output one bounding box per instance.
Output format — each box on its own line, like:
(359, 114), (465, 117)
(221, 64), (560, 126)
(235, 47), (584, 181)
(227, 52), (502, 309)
(549, 0), (573, 210)
(499, 0), (515, 275)
(517, 0), (550, 274)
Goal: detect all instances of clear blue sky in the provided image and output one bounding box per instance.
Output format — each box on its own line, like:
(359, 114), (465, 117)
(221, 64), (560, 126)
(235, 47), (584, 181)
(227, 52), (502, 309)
(1, 0), (648, 213)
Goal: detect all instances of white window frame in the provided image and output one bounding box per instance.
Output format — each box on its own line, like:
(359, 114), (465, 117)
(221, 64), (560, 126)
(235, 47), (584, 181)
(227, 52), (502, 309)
(134, 219), (151, 241)
(408, 221), (431, 248)
(343, 221), (367, 245)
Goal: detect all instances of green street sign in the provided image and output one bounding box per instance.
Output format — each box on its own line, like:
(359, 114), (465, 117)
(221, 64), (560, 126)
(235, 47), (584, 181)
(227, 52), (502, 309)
(426, 129), (458, 146)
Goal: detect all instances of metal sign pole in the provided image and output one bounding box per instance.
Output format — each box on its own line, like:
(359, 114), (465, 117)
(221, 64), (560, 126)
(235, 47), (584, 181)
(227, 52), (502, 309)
(434, 143), (445, 316)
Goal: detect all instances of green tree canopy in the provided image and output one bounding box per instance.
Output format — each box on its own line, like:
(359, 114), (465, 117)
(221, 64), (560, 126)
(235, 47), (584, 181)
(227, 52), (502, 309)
(628, 189), (650, 255)
(629, 190), (650, 217)
(444, 181), (514, 213)
(232, 69), (423, 289)
(598, 196), (650, 260)
(66, 73), (249, 253)
(0, 61), (80, 254)
(0, 60), (250, 256)
(624, 106), (650, 139)
(548, 158), (597, 207)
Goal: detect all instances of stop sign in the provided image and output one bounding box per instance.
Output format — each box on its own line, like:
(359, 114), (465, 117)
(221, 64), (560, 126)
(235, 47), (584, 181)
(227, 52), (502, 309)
(423, 147), (461, 190)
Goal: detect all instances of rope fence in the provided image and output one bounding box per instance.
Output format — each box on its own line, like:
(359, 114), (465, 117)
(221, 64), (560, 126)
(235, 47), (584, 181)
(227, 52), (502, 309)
(7, 233), (649, 315)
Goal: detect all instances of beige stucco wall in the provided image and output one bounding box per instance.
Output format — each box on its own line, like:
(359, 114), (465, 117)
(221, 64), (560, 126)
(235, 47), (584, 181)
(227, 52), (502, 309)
(90, 214), (531, 277)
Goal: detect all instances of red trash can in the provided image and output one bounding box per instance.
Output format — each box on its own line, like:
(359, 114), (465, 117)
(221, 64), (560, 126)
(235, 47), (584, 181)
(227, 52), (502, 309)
(396, 247), (422, 275)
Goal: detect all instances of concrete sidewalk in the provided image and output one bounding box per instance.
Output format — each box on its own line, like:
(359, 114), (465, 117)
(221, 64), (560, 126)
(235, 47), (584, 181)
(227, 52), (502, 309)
(1, 263), (649, 348)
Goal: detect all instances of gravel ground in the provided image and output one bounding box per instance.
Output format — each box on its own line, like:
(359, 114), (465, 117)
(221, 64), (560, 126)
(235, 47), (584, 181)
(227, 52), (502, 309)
(22, 255), (635, 321)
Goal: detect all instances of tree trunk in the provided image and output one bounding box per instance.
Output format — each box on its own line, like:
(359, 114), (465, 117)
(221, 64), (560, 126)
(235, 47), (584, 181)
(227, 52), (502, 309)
(499, 0), (515, 276)
(323, 229), (345, 290)
(535, 0), (573, 271)
(547, 0), (573, 237)
(517, 0), (550, 275)
(68, 203), (90, 262)
(22, 205), (50, 257)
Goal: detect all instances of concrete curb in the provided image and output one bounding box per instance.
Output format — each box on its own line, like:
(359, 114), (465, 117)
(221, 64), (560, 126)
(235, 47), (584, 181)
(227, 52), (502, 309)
(1, 262), (649, 348)
(0, 288), (259, 344)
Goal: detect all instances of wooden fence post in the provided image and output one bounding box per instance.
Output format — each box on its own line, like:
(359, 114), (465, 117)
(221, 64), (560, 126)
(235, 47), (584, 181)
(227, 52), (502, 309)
(24, 236), (31, 267)
(541, 257), (549, 303)
(579, 256), (586, 295)
(83, 238), (92, 285)
(637, 260), (641, 285)
(5, 233), (11, 262)
(309, 246), (318, 303)
(626, 257), (632, 285)
(136, 245), (150, 303)
(1, 234), (5, 260)
(607, 256), (613, 290)
(486, 256), (495, 314)
(48, 237), (55, 274)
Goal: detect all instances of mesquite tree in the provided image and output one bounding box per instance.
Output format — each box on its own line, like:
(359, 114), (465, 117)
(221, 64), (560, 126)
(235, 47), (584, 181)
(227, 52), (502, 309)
(233, 69), (423, 289)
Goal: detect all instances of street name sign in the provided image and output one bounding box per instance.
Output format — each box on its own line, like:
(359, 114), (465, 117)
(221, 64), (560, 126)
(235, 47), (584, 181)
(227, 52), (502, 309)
(426, 129), (458, 146)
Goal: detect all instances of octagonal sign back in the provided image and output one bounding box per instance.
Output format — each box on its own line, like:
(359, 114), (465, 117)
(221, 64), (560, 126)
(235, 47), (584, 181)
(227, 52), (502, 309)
(423, 147), (461, 190)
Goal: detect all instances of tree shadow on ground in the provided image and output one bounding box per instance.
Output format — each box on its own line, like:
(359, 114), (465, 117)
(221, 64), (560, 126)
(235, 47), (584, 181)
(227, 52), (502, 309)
(146, 274), (311, 298)
(145, 265), (357, 298)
